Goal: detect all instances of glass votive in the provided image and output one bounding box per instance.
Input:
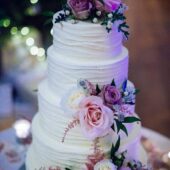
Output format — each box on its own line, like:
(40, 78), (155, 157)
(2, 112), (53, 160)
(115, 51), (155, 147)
(13, 119), (32, 145)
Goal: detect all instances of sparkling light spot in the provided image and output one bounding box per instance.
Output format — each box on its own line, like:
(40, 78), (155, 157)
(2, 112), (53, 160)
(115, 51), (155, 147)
(26, 37), (34, 46)
(30, 46), (38, 55)
(37, 48), (45, 57)
(21, 27), (30, 35)
(10, 27), (18, 35)
(30, 0), (39, 4)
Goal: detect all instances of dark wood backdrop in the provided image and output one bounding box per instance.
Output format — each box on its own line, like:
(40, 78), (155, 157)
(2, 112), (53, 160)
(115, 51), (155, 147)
(125, 0), (170, 137)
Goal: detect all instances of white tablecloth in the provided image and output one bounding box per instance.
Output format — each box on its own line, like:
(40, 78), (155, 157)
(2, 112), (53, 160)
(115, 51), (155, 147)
(0, 128), (169, 170)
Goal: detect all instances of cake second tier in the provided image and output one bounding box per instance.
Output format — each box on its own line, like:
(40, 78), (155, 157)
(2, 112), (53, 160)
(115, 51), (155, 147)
(47, 46), (129, 97)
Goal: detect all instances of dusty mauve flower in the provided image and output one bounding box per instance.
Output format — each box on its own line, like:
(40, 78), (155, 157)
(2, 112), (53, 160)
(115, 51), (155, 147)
(101, 85), (121, 107)
(93, 0), (105, 11)
(104, 0), (121, 12)
(78, 96), (113, 140)
(68, 0), (92, 19)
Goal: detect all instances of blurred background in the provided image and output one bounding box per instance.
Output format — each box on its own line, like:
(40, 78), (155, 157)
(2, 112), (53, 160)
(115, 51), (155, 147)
(0, 0), (169, 138)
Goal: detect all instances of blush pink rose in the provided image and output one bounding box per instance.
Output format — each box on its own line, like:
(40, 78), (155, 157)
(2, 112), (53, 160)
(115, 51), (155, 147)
(78, 96), (114, 140)
(103, 0), (121, 12)
(68, 0), (92, 19)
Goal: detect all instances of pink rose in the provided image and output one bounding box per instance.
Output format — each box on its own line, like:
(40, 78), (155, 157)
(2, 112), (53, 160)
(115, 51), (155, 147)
(78, 96), (113, 140)
(103, 0), (121, 12)
(68, 0), (92, 19)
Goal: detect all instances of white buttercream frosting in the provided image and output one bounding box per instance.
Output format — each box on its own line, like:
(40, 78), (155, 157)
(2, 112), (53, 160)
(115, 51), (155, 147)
(47, 46), (129, 96)
(26, 81), (141, 170)
(52, 14), (123, 60)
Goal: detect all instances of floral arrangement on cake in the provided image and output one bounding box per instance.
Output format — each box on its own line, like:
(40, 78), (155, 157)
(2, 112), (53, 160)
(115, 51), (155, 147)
(61, 78), (140, 141)
(55, 0), (129, 38)
(59, 78), (150, 169)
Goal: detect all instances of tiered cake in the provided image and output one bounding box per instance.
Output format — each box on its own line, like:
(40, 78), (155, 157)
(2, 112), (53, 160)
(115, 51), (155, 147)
(26, 1), (144, 170)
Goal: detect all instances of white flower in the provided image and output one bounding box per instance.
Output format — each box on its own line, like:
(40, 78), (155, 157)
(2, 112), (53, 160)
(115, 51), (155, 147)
(96, 11), (102, 16)
(93, 18), (98, 23)
(107, 21), (112, 29)
(94, 160), (116, 170)
(70, 19), (76, 24)
(65, 10), (70, 16)
(108, 13), (113, 18)
(60, 87), (86, 117)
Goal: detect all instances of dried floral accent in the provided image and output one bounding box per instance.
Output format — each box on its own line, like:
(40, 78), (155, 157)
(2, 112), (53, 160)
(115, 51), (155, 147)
(61, 118), (80, 143)
(86, 138), (105, 170)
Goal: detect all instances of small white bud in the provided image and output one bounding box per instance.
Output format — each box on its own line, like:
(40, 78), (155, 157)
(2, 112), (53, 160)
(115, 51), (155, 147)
(96, 11), (102, 16)
(93, 18), (98, 23)
(107, 21), (112, 29)
(70, 19), (76, 24)
(65, 10), (70, 16)
(124, 91), (129, 96)
(108, 13), (113, 18)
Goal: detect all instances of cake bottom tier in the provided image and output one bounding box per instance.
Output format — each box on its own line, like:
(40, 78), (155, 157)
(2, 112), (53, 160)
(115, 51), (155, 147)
(26, 113), (142, 170)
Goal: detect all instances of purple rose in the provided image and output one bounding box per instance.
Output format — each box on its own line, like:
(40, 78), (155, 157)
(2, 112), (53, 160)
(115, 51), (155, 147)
(68, 0), (92, 19)
(103, 0), (121, 12)
(101, 85), (121, 107)
(93, 0), (105, 11)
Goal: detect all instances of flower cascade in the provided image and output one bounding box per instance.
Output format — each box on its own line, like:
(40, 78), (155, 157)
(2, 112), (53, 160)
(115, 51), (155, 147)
(61, 78), (140, 141)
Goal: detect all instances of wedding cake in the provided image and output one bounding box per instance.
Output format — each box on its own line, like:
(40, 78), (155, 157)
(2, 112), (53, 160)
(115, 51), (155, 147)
(26, 0), (147, 169)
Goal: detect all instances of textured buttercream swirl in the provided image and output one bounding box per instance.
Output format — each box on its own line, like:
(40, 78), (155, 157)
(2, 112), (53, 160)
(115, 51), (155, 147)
(47, 46), (129, 96)
(52, 13), (123, 60)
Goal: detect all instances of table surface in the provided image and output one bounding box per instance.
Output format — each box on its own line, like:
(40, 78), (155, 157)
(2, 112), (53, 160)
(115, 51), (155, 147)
(0, 127), (170, 170)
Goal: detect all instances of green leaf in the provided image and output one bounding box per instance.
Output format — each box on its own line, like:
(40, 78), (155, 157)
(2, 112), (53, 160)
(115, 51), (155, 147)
(111, 79), (116, 86)
(43, 11), (54, 17)
(120, 123), (128, 136)
(114, 136), (120, 153)
(111, 123), (115, 131)
(134, 89), (140, 95)
(115, 119), (128, 136)
(96, 84), (101, 94)
(110, 136), (120, 158)
(123, 117), (141, 123)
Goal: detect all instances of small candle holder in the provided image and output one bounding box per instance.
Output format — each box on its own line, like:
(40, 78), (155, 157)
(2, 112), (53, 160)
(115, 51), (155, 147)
(13, 119), (32, 145)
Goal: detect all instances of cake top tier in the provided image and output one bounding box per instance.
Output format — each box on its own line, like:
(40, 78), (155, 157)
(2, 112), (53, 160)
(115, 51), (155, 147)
(54, 0), (129, 38)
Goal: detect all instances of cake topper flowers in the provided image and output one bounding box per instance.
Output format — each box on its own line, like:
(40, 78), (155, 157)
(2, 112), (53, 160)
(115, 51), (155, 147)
(55, 0), (129, 37)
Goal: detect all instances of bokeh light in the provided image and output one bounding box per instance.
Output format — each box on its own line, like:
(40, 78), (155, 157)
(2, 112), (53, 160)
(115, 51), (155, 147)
(26, 37), (35, 46)
(30, 0), (39, 4)
(21, 27), (30, 35)
(37, 48), (45, 57)
(10, 27), (18, 35)
(30, 46), (38, 55)
(3, 19), (11, 28)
